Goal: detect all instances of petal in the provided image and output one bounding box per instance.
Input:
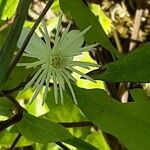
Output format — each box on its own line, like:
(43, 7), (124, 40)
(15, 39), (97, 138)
(22, 67), (44, 92)
(17, 60), (45, 69)
(59, 83), (64, 105)
(58, 22), (72, 47)
(62, 68), (77, 82)
(17, 28), (48, 59)
(54, 12), (63, 43)
(53, 36), (60, 51)
(30, 70), (47, 104)
(59, 30), (84, 53)
(60, 71), (77, 104)
(63, 43), (99, 57)
(60, 26), (92, 56)
(52, 71), (58, 104)
(68, 67), (96, 83)
(55, 69), (65, 90)
(68, 61), (99, 69)
(32, 66), (47, 91)
(42, 69), (52, 105)
(41, 20), (51, 51)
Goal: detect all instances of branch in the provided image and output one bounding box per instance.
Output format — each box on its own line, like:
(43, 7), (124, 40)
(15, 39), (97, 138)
(59, 121), (96, 128)
(10, 133), (22, 150)
(0, 93), (24, 132)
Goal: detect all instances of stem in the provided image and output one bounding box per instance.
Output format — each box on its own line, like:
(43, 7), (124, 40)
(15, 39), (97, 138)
(55, 142), (70, 150)
(112, 27), (123, 53)
(10, 133), (22, 150)
(0, 93), (24, 132)
(59, 121), (96, 128)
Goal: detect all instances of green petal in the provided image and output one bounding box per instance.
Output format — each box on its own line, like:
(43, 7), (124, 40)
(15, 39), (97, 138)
(42, 69), (52, 105)
(17, 60), (45, 69)
(59, 83), (64, 105)
(69, 61), (99, 69)
(68, 67), (96, 83)
(54, 12), (63, 43)
(32, 66), (47, 91)
(52, 71), (58, 104)
(57, 22), (71, 48)
(55, 69), (65, 90)
(60, 26), (92, 55)
(53, 36), (60, 51)
(63, 43), (99, 57)
(60, 71), (77, 104)
(60, 30), (84, 54)
(30, 70), (47, 104)
(39, 27), (51, 52)
(22, 67), (44, 92)
(17, 28), (48, 59)
(41, 20), (51, 51)
(62, 68), (77, 82)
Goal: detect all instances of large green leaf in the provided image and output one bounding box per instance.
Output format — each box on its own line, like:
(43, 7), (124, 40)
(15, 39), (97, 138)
(17, 113), (72, 143)
(59, 0), (119, 57)
(0, 0), (31, 86)
(89, 42), (150, 82)
(75, 86), (150, 150)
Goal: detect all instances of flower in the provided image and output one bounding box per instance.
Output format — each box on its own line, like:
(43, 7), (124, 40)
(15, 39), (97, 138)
(17, 12), (99, 105)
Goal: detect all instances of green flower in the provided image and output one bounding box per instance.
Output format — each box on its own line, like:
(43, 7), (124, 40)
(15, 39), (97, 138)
(17, 12), (99, 104)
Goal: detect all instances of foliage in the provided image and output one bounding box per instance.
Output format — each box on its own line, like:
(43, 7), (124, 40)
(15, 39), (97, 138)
(0, 0), (150, 150)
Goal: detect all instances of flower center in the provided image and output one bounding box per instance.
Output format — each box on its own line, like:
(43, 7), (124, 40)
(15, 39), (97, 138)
(50, 54), (63, 68)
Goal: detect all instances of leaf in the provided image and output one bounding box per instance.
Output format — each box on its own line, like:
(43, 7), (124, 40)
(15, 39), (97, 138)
(17, 113), (72, 143)
(59, 0), (120, 57)
(75, 86), (150, 150)
(0, 0), (31, 86)
(63, 137), (99, 150)
(0, 97), (12, 116)
(89, 43), (150, 82)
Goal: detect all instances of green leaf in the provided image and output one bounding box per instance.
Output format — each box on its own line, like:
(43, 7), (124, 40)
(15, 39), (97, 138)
(17, 113), (72, 143)
(89, 43), (150, 82)
(59, 0), (119, 57)
(63, 137), (99, 150)
(130, 89), (149, 103)
(0, 0), (31, 86)
(0, 24), (11, 49)
(75, 86), (150, 150)
(0, 97), (12, 116)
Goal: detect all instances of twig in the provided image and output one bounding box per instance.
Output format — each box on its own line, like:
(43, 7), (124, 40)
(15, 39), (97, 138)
(129, 9), (144, 51)
(59, 121), (96, 128)
(55, 142), (71, 150)
(0, 16), (15, 31)
(0, 94), (24, 132)
(112, 27), (123, 53)
(7, 0), (54, 79)
(10, 133), (22, 150)
(1, 75), (33, 95)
